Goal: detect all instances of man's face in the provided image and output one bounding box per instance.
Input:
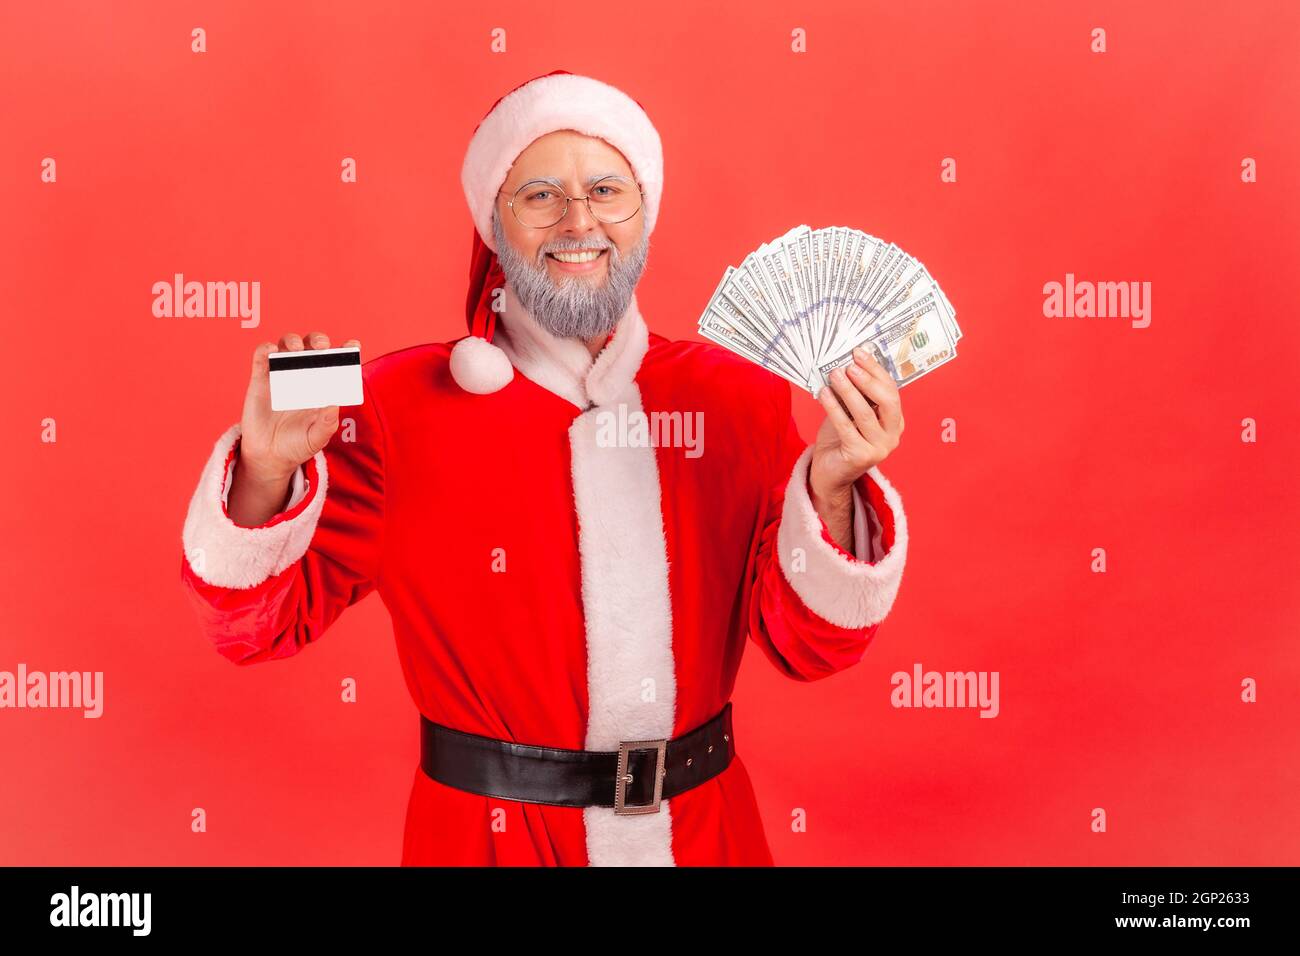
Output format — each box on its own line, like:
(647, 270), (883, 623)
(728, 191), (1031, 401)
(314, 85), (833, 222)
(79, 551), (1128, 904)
(492, 129), (650, 340)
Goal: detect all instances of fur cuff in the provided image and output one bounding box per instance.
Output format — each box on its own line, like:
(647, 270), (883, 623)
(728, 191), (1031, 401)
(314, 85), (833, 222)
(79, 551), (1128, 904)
(181, 423), (328, 590)
(776, 445), (908, 629)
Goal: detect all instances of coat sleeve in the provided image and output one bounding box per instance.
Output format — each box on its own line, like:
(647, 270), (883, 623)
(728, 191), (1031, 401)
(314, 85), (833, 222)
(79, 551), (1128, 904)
(746, 381), (908, 681)
(178, 387), (388, 666)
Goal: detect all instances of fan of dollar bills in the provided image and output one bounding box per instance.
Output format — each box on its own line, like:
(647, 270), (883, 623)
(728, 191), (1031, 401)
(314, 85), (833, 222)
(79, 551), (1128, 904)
(697, 224), (961, 396)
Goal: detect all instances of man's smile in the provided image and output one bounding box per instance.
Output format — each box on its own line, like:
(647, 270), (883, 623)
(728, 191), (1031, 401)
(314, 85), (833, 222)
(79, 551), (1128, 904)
(546, 248), (608, 275)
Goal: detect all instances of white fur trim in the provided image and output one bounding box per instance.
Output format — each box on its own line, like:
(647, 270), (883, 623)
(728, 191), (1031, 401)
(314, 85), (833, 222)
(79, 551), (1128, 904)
(181, 423), (328, 590)
(493, 282), (649, 411)
(776, 446), (908, 629)
(570, 381), (677, 866)
(461, 73), (664, 253)
(492, 284), (593, 408)
(586, 304), (650, 408)
(449, 335), (514, 394)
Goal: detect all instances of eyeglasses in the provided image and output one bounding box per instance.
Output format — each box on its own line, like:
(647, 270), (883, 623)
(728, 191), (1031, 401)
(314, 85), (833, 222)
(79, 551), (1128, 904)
(498, 175), (644, 228)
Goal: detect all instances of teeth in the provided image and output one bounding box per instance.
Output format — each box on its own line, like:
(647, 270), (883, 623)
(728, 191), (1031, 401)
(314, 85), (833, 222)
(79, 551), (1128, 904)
(550, 250), (603, 263)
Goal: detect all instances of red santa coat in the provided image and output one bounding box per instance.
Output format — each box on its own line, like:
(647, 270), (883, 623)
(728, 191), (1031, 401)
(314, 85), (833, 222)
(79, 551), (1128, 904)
(179, 283), (908, 866)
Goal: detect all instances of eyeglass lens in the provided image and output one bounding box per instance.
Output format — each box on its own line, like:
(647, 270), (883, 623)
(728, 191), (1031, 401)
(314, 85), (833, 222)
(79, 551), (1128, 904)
(511, 177), (642, 227)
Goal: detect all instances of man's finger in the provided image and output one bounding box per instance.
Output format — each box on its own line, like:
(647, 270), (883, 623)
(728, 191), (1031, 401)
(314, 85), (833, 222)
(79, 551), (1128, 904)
(818, 383), (862, 449)
(847, 363), (903, 437)
(831, 367), (887, 445)
(853, 346), (900, 391)
(306, 405), (341, 453)
(250, 341), (278, 382)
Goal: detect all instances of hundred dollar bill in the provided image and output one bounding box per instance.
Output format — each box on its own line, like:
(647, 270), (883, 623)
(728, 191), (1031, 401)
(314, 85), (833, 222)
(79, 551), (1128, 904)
(697, 225), (961, 398)
(814, 291), (957, 394)
(719, 272), (805, 379)
(702, 267), (804, 381)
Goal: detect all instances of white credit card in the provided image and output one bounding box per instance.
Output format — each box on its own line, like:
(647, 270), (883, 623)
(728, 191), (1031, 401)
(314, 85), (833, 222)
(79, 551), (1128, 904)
(268, 346), (363, 411)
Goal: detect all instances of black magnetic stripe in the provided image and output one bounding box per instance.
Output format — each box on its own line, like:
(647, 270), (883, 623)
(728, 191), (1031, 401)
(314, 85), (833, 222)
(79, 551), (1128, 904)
(268, 351), (361, 371)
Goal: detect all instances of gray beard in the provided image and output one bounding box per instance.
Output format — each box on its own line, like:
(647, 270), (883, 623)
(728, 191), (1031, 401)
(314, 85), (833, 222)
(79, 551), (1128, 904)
(492, 206), (649, 341)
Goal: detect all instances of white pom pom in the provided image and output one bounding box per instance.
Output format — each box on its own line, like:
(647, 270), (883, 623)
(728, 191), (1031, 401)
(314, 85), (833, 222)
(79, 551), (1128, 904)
(449, 335), (514, 394)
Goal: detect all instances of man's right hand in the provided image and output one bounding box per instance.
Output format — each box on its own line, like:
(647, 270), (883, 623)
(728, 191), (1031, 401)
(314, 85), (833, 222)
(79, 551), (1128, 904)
(227, 331), (360, 527)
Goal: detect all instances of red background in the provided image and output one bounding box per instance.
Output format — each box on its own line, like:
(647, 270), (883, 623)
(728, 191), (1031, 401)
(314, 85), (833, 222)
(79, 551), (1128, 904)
(2, 0), (1298, 865)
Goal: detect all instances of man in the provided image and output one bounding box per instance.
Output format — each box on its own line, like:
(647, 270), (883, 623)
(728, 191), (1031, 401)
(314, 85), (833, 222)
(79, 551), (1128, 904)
(179, 70), (909, 866)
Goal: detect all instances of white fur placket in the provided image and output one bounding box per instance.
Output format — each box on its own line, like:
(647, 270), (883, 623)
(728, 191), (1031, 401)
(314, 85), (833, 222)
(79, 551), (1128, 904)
(495, 286), (678, 866)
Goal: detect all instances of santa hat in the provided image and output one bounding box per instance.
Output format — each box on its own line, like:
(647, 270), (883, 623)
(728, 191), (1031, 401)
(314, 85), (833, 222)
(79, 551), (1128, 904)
(451, 70), (664, 394)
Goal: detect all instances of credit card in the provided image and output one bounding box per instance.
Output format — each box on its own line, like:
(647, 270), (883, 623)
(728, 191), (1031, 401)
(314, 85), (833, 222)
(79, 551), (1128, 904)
(268, 346), (363, 411)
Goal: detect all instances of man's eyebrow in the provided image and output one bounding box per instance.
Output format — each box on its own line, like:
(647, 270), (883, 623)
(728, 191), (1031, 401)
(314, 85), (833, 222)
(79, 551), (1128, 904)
(518, 173), (632, 188)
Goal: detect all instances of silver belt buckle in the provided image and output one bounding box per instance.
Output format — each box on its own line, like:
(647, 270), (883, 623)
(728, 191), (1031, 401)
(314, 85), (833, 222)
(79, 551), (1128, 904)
(614, 738), (667, 814)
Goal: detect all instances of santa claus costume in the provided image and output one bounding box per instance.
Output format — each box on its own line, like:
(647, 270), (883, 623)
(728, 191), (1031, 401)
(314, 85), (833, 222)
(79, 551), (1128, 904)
(179, 71), (908, 866)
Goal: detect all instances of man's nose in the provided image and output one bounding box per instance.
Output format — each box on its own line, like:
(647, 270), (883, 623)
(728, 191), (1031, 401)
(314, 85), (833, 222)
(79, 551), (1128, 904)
(559, 196), (602, 237)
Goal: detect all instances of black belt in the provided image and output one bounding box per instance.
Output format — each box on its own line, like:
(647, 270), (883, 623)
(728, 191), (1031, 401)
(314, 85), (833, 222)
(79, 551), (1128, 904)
(419, 702), (735, 815)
